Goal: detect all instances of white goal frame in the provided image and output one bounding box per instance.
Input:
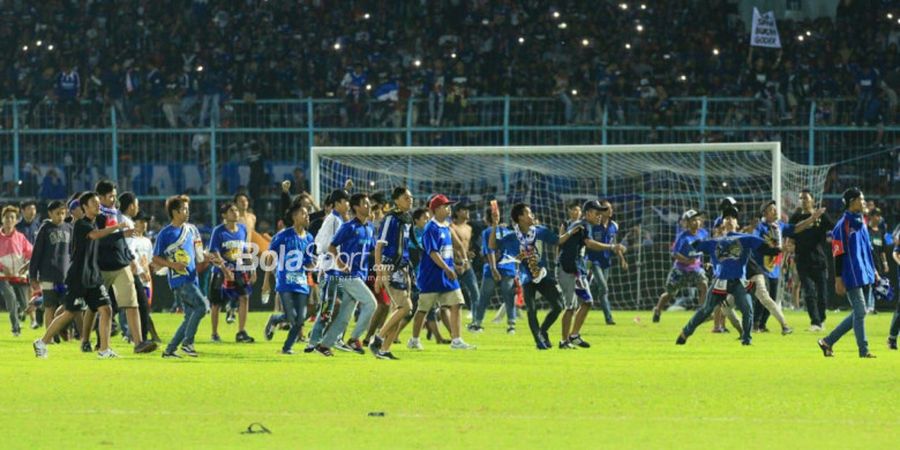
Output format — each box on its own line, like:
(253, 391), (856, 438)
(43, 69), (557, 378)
(311, 142), (782, 212)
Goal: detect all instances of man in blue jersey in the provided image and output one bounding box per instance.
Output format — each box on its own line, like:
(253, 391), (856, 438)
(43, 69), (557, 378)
(653, 209), (709, 323)
(263, 203), (315, 354)
(314, 193), (378, 356)
(370, 187), (414, 359)
(817, 188), (877, 358)
(408, 194), (476, 351)
(473, 204), (518, 334)
(558, 200), (623, 349)
(752, 200), (824, 334)
(208, 202), (256, 343)
(154, 196), (223, 358)
(490, 203), (581, 350)
(676, 206), (781, 346)
(305, 189), (350, 352)
(586, 200), (627, 326)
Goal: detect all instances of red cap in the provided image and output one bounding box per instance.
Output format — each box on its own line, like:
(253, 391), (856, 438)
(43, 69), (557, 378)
(428, 194), (457, 210)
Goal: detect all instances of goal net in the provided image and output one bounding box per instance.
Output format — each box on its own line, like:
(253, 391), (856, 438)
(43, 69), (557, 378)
(311, 143), (832, 310)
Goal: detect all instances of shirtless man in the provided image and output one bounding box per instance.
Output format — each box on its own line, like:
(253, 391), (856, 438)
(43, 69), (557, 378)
(450, 205), (480, 328)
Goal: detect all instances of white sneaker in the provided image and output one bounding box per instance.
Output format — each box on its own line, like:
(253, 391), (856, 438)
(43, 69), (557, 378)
(450, 339), (476, 350)
(33, 339), (48, 358)
(807, 325), (822, 332)
(407, 337), (423, 351)
(97, 349), (119, 359)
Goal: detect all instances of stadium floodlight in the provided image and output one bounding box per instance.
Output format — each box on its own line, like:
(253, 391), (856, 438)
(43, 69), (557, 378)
(311, 143), (831, 309)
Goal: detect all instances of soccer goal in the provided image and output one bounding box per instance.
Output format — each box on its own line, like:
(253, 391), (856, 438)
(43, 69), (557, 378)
(311, 143), (832, 310)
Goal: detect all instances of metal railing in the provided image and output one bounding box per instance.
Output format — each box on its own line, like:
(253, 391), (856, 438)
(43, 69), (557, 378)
(1, 96), (897, 225)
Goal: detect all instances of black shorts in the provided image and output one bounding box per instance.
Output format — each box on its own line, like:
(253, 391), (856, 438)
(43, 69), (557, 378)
(42, 289), (65, 309)
(64, 285), (111, 313)
(208, 271), (227, 306)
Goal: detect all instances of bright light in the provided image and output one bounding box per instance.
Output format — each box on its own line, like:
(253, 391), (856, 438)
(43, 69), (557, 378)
(481, 18), (489, 25)
(451, 52), (457, 59)
(897, 18), (900, 24)
(413, 59), (421, 67)
(625, 43), (632, 49)
(36, 40), (42, 46)
(196, 65), (204, 72)
(518, 36), (525, 44)
(571, 89), (578, 96)
(22, 45), (28, 51)
(887, 13), (893, 19)
(47, 44), (53, 51)
(581, 38), (589, 46)
(619, 3), (628, 10)
(333, 42), (341, 50)
(552, 11), (560, 19)
(363, 13), (370, 19)
(712, 48), (720, 56)
(640, 3), (647, 9)
(366, 84), (372, 91)
(558, 22), (567, 29)
(663, 53), (671, 60)
(722, 182), (729, 188)
(636, 24), (643, 32)
(805, 30), (811, 36)
(369, 181), (376, 187)
(797, 35), (804, 41)
(679, 74), (687, 81)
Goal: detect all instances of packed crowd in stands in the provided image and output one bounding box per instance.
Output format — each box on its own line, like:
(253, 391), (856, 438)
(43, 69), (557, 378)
(0, 0), (897, 128)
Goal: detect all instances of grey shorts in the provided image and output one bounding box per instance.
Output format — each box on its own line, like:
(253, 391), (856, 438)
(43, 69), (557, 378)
(665, 268), (708, 296)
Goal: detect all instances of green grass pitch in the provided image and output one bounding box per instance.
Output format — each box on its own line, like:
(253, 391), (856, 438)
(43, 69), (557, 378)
(2, 309), (898, 449)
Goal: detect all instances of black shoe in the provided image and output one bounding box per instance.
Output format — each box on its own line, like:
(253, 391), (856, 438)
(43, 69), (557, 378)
(81, 341), (92, 353)
(539, 330), (550, 346)
(180, 345), (199, 357)
(368, 335), (383, 353)
(162, 350), (181, 359)
(236, 331), (255, 343)
(315, 345), (334, 357)
(264, 315), (277, 341)
(889, 338), (898, 350)
(817, 339), (833, 357)
(606, 320), (616, 325)
(652, 308), (660, 323)
(558, 340), (577, 349)
(134, 340), (158, 354)
(303, 344), (316, 353)
(347, 339), (366, 355)
(676, 332), (687, 345)
(569, 334), (591, 348)
(741, 340), (751, 346)
(375, 350), (399, 360)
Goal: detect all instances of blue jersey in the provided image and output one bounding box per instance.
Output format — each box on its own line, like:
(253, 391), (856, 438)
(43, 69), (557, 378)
(753, 221), (795, 279)
(672, 228), (707, 273)
(558, 219), (593, 274)
(154, 224), (200, 289)
(831, 211), (876, 290)
(587, 220), (618, 268)
(497, 225), (559, 284)
(269, 227), (314, 294)
(329, 218), (375, 279)
(693, 232), (765, 280)
(417, 219), (459, 293)
(208, 223), (249, 275)
(481, 225), (517, 278)
(377, 212), (410, 266)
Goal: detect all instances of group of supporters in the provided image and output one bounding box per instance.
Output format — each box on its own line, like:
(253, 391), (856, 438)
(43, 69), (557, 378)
(1, 178), (898, 360)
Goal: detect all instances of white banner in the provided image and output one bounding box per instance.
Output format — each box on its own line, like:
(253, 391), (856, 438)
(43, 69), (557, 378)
(750, 7), (781, 48)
